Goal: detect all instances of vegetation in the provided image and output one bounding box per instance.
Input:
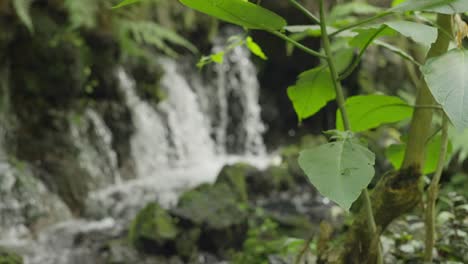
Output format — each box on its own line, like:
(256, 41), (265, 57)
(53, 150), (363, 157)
(165, 0), (467, 263)
(1, 0), (467, 263)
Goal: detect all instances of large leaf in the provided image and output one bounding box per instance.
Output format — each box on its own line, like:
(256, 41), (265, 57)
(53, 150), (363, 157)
(287, 67), (336, 122)
(422, 49), (468, 130)
(299, 138), (376, 210)
(336, 95), (413, 132)
(386, 134), (452, 174)
(392, 0), (468, 14)
(178, 0), (286, 30)
(385, 21), (437, 46)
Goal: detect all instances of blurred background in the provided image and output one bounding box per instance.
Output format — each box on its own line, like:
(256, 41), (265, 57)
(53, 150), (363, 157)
(0, 0), (466, 263)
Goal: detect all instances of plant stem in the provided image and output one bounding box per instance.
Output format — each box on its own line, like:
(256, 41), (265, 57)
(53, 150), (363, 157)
(269, 30), (327, 59)
(330, 12), (392, 37)
(288, 0), (320, 24)
(319, 1), (382, 262)
(402, 14), (453, 169)
(424, 115), (449, 263)
(339, 25), (387, 80)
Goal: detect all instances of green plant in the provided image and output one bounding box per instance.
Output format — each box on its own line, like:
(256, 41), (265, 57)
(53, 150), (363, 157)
(10, 0), (196, 57)
(172, 0), (468, 263)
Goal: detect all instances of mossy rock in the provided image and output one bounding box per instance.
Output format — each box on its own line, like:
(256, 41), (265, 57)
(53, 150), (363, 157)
(215, 163), (260, 203)
(247, 164), (295, 198)
(0, 248), (22, 264)
(126, 55), (165, 104)
(128, 202), (179, 254)
(174, 183), (248, 229)
(174, 227), (201, 259)
(173, 182), (250, 255)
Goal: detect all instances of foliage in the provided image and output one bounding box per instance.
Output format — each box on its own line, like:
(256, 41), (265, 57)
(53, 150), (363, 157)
(287, 67), (336, 122)
(336, 95), (413, 132)
(422, 49), (468, 130)
(299, 131), (375, 210)
(12, 0), (33, 32)
(179, 0), (286, 30)
(178, 0), (468, 262)
(10, 0), (196, 58)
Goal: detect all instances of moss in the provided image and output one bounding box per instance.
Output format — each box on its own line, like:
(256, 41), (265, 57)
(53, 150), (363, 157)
(215, 163), (256, 203)
(0, 248), (22, 264)
(128, 202), (179, 252)
(173, 182), (250, 256)
(174, 183), (248, 229)
(174, 228), (201, 259)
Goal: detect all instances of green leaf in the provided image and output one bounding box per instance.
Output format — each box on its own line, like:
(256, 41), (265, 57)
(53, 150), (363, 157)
(178, 0), (287, 30)
(330, 2), (382, 21)
(450, 127), (468, 162)
(385, 21), (437, 46)
(13, 0), (33, 33)
(299, 138), (376, 210)
(422, 49), (468, 130)
(336, 95), (413, 132)
(211, 52), (225, 64)
(113, 0), (142, 9)
(386, 134), (452, 174)
(245, 36), (267, 60)
(287, 67), (336, 122)
(391, 0), (468, 14)
(349, 26), (396, 50)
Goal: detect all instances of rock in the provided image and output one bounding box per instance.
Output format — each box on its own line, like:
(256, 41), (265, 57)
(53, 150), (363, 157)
(172, 182), (249, 256)
(174, 227), (201, 259)
(128, 202), (179, 254)
(215, 163), (258, 202)
(0, 248), (22, 264)
(246, 164), (294, 198)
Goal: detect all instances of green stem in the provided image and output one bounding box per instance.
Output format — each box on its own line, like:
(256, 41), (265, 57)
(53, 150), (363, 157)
(330, 12), (392, 37)
(288, 0), (320, 24)
(319, 2), (382, 263)
(339, 25), (387, 80)
(424, 116), (449, 263)
(269, 30), (327, 59)
(402, 14), (453, 169)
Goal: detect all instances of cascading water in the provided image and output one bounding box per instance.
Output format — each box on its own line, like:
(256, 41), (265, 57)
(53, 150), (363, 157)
(0, 31), (272, 263)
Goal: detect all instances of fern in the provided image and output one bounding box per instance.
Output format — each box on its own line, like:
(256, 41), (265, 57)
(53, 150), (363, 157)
(12, 0), (33, 32)
(64, 0), (100, 29)
(117, 20), (197, 57)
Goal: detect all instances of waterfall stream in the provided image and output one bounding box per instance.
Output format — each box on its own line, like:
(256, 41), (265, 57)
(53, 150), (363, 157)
(0, 38), (272, 263)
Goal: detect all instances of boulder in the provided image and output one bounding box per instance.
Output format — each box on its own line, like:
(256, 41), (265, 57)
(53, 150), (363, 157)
(172, 182), (249, 256)
(215, 163), (258, 202)
(128, 202), (179, 254)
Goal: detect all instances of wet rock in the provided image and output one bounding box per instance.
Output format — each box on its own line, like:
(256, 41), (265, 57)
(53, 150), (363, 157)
(128, 202), (179, 254)
(216, 163), (258, 202)
(247, 164), (295, 198)
(0, 161), (72, 239)
(0, 247), (22, 264)
(172, 182), (249, 256)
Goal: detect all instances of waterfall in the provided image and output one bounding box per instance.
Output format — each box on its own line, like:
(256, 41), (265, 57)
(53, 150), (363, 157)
(119, 43), (266, 178)
(0, 31), (272, 264)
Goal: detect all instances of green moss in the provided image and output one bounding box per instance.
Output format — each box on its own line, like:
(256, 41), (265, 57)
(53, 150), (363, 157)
(0, 248), (22, 264)
(175, 183), (248, 229)
(216, 163), (256, 203)
(128, 202), (179, 250)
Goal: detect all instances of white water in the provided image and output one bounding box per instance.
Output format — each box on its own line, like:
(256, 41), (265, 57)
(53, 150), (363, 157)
(0, 38), (273, 263)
